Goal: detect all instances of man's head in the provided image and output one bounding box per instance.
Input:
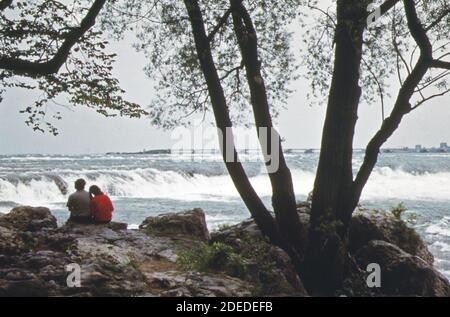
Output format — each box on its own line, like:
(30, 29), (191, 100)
(74, 179), (86, 191)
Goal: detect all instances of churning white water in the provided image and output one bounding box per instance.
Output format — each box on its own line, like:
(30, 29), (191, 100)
(1, 166), (449, 207)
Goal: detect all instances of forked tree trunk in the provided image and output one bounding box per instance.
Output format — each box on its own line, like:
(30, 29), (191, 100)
(308, 0), (434, 295)
(230, 0), (307, 260)
(308, 0), (368, 294)
(183, 0), (290, 251)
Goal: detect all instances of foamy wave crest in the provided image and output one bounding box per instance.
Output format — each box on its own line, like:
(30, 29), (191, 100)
(426, 217), (450, 237)
(431, 241), (450, 252)
(361, 167), (450, 201)
(287, 167), (450, 202)
(0, 168), (274, 206)
(290, 166), (450, 202)
(0, 178), (67, 206)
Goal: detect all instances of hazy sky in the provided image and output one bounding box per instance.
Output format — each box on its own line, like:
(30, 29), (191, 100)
(0, 21), (449, 155)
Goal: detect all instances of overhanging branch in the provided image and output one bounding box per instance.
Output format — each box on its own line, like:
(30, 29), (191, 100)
(0, 0), (13, 11)
(0, 0), (107, 77)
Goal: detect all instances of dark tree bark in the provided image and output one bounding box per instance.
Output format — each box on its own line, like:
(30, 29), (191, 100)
(0, 0), (107, 77)
(307, 0), (449, 294)
(308, 0), (368, 294)
(183, 0), (291, 252)
(229, 0), (307, 260)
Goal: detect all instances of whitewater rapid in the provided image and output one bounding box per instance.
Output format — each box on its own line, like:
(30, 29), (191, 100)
(0, 166), (449, 211)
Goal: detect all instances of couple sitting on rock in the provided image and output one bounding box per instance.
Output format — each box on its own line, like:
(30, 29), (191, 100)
(66, 179), (114, 224)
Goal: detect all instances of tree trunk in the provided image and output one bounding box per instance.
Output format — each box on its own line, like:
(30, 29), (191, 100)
(183, 0), (287, 250)
(308, 0), (368, 294)
(230, 0), (307, 260)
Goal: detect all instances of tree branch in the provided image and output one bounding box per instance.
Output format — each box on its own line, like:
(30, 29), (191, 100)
(230, 0), (308, 259)
(379, 0), (401, 16)
(425, 7), (450, 32)
(365, 0), (401, 20)
(352, 0), (433, 208)
(362, 56), (386, 121)
(0, 0), (106, 77)
(207, 8), (232, 42)
(308, 5), (336, 28)
(0, 0), (13, 11)
(416, 69), (450, 92)
(412, 87), (450, 110)
(431, 59), (450, 70)
(219, 61), (244, 81)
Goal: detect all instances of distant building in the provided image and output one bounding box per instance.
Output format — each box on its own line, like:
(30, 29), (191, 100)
(415, 145), (423, 153)
(440, 143), (448, 152)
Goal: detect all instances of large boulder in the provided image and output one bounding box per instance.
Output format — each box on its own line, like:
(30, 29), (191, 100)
(355, 240), (450, 297)
(0, 226), (26, 255)
(294, 204), (433, 266)
(140, 209), (210, 241)
(0, 206), (57, 232)
(211, 219), (309, 297)
(349, 208), (434, 265)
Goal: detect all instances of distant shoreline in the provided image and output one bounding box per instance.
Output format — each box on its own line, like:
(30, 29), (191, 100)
(107, 146), (450, 155)
(1, 144), (449, 157)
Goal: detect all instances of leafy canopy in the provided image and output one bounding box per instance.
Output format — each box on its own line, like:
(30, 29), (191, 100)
(302, 0), (450, 118)
(101, 0), (304, 129)
(0, 0), (147, 135)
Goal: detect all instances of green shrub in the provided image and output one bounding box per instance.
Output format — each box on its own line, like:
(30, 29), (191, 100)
(390, 202), (407, 220)
(141, 217), (171, 234)
(390, 202), (416, 225)
(176, 242), (246, 278)
(217, 223), (232, 231)
(177, 235), (300, 296)
(389, 202), (422, 255)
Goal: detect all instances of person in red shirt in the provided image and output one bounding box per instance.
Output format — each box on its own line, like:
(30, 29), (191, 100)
(89, 185), (114, 224)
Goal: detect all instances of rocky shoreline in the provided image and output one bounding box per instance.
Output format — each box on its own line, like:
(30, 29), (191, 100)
(0, 204), (449, 297)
